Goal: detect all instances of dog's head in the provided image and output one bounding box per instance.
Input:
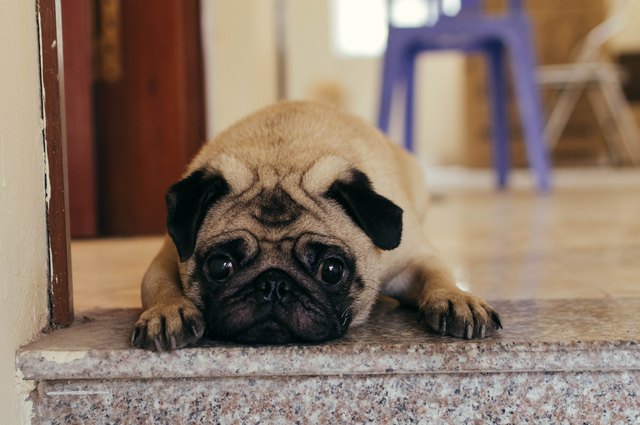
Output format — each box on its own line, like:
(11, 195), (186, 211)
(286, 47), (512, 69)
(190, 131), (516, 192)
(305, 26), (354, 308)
(166, 151), (403, 345)
(167, 162), (403, 344)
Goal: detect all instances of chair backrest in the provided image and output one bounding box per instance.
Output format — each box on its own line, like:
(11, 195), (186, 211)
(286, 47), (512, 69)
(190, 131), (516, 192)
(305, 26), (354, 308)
(440, 0), (524, 14)
(440, 0), (525, 15)
(388, 0), (524, 28)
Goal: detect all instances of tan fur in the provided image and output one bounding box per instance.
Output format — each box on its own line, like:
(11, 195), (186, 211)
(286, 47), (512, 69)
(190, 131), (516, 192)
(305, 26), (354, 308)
(133, 101), (501, 350)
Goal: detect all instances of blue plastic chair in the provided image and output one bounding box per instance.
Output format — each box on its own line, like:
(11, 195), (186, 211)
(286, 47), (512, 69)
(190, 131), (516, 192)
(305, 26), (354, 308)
(378, 0), (551, 191)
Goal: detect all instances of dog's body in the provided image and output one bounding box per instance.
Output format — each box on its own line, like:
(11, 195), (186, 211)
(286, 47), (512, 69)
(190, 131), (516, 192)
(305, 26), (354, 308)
(132, 101), (501, 350)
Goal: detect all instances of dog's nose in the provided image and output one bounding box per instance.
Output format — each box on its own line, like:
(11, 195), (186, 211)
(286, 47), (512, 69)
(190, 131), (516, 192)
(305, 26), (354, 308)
(255, 269), (294, 302)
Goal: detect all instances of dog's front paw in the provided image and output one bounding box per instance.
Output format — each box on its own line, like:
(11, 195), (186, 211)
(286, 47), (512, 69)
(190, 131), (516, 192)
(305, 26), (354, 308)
(131, 299), (205, 351)
(419, 289), (502, 339)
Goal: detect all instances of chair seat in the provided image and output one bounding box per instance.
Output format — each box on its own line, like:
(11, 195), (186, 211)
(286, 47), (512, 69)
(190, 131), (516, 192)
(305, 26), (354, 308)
(388, 15), (529, 52)
(379, 6), (551, 191)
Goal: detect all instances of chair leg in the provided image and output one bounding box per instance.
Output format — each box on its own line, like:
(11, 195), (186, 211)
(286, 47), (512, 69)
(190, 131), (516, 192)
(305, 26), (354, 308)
(587, 85), (623, 165)
(403, 52), (416, 152)
(378, 39), (404, 134)
(507, 29), (552, 192)
(544, 74), (586, 151)
(486, 43), (510, 189)
(597, 77), (640, 165)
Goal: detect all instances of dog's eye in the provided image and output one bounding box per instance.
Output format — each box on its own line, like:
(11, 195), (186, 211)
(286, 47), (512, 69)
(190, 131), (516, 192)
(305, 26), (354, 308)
(318, 257), (345, 285)
(205, 255), (236, 282)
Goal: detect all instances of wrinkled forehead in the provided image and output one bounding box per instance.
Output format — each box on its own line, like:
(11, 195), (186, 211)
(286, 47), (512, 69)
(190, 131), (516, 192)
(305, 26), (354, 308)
(191, 151), (373, 262)
(206, 153), (354, 197)
(196, 191), (334, 253)
(194, 153), (352, 235)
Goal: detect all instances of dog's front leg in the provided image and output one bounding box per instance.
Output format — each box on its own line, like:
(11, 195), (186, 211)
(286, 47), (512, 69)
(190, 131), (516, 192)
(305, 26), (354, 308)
(131, 237), (205, 351)
(386, 257), (502, 339)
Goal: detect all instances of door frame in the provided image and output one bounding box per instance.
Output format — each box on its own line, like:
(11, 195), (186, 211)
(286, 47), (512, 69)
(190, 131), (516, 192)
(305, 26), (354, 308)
(38, 0), (74, 327)
(39, 0), (208, 327)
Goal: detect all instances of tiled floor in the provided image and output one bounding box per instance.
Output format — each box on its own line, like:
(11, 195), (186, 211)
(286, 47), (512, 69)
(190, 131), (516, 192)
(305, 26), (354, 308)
(71, 168), (640, 312)
(72, 236), (158, 310)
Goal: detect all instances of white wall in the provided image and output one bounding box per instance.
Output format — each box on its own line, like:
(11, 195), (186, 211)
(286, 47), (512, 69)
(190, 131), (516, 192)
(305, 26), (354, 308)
(0, 0), (50, 423)
(287, 0), (466, 164)
(202, 0), (279, 136)
(287, 0), (380, 122)
(201, 0), (466, 164)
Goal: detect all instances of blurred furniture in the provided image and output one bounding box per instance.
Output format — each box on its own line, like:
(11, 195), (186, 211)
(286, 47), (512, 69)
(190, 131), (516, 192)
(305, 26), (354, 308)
(378, 0), (550, 191)
(538, 0), (640, 166)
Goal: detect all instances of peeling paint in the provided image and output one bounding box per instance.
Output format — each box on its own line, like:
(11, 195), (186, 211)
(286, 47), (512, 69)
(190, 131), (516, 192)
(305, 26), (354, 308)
(37, 0), (55, 323)
(43, 144), (50, 205)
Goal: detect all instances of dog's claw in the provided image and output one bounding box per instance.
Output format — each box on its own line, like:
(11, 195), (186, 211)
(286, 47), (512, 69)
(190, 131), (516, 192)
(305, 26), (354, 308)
(465, 324), (473, 340)
(492, 312), (503, 329)
(419, 288), (501, 339)
(132, 300), (205, 351)
(438, 315), (446, 335)
(190, 322), (204, 339)
(153, 336), (164, 352)
(131, 327), (140, 346)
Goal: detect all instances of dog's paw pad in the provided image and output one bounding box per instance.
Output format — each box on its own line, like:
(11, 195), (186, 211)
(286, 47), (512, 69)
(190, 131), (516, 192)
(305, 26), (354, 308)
(131, 300), (205, 351)
(419, 289), (502, 339)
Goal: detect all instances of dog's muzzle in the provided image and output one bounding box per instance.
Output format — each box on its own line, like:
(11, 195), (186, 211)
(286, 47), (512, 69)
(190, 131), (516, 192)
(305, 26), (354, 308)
(206, 267), (346, 344)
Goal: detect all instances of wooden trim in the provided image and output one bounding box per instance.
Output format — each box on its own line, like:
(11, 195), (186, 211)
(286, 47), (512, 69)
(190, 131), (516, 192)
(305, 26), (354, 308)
(38, 0), (74, 327)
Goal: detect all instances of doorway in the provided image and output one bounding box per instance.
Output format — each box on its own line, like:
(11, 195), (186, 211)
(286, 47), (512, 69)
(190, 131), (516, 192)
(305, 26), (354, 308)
(63, 0), (206, 238)
(45, 0), (207, 325)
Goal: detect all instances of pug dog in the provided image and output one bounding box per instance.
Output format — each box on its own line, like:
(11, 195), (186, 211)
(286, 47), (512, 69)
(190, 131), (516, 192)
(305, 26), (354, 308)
(131, 101), (501, 351)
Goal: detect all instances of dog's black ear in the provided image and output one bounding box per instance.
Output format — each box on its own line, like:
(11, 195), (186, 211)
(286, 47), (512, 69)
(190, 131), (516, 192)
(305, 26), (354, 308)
(166, 170), (229, 262)
(326, 170), (403, 250)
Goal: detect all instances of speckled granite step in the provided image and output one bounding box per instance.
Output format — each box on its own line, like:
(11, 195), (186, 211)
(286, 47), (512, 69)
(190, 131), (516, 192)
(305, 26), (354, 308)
(18, 299), (640, 424)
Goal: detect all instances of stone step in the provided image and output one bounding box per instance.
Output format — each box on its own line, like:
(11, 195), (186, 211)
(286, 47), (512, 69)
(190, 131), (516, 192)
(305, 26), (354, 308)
(18, 298), (640, 423)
